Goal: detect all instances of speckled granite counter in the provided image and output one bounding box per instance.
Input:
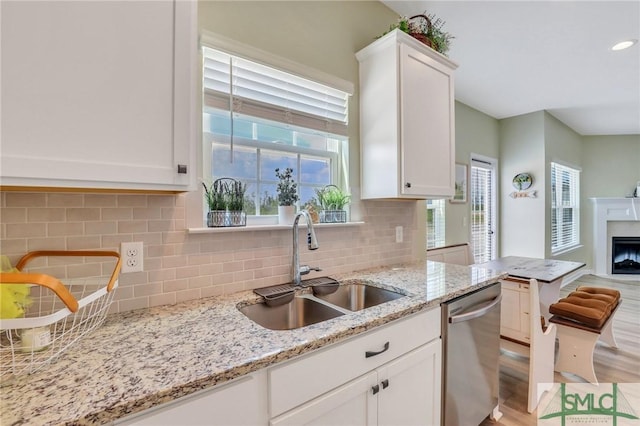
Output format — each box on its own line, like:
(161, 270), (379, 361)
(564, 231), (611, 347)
(1, 260), (506, 425)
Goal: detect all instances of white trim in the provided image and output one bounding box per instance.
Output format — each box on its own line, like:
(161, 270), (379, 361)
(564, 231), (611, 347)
(200, 30), (354, 95)
(188, 221), (365, 234)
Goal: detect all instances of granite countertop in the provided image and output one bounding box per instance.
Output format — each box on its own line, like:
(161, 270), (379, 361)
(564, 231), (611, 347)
(1, 260), (506, 425)
(477, 256), (585, 283)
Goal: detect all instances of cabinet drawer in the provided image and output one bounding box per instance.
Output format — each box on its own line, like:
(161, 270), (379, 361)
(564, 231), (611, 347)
(269, 308), (440, 417)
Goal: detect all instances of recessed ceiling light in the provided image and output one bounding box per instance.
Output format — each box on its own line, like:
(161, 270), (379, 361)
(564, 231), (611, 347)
(611, 39), (637, 51)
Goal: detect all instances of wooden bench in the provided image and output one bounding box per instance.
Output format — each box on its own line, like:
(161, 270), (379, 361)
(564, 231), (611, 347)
(549, 286), (621, 385)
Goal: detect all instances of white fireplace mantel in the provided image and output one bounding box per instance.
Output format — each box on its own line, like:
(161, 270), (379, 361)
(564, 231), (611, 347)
(591, 197), (640, 276)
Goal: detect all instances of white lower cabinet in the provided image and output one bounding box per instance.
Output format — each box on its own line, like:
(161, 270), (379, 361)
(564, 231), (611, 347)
(271, 341), (441, 426)
(271, 371), (378, 426)
(269, 309), (442, 426)
(500, 278), (531, 343)
(115, 371), (268, 426)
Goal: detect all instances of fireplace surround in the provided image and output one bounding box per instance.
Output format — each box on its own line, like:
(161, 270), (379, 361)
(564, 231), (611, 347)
(591, 197), (640, 277)
(612, 236), (640, 274)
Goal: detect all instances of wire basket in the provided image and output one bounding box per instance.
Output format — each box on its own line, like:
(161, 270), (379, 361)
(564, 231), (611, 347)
(0, 250), (121, 378)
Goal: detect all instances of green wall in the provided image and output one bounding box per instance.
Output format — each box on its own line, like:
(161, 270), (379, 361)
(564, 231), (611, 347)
(499, 111), (547, 258)
(447, 101), (500, 247)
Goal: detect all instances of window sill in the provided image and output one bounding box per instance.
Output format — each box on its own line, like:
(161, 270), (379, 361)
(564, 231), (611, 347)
(187, 221), (365, 234)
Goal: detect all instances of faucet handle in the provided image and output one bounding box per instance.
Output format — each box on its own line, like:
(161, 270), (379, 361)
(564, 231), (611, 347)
(299, 265), (322, 276)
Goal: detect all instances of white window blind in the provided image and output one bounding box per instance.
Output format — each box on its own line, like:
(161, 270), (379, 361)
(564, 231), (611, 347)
(470, 160), (496, 263)
(426, 199), (445, 249)
(203, 47), (349, 136)
(551, 162), (580, 253)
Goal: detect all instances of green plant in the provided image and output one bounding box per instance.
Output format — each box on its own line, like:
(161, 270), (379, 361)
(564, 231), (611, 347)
(315, 185), (351, 210)
(383, 13), (454, 56)
(275, 168), (299, 206)
(203, 179), (247, 211)
(226, 180), (246, 211)
(202, 180), (227, 211)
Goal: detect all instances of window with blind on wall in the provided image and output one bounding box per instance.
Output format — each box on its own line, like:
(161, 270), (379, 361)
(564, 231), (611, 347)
(426, 199), (445, 249)
(202, 45), (352, 217)
(551, 162), (580, 253)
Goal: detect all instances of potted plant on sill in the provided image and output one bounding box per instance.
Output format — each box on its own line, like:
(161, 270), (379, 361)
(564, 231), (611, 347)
(315, 185), (350, 223)
(203, 178), (247, 227)
(275, 167), (299, 225)
(226, 179), (247, 227)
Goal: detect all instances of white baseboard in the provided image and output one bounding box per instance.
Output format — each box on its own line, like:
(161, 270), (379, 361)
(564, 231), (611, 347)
(560, 268), (593, 288)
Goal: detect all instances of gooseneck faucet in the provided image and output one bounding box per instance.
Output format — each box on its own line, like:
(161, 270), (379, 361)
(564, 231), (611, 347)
(292, 209), (321, 286)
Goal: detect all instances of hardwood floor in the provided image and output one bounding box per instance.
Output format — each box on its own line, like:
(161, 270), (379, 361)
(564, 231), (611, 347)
(479, 274), (640, 426)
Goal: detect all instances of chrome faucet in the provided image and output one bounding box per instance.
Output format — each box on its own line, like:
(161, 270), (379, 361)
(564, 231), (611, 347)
(292, 209), (320, 285)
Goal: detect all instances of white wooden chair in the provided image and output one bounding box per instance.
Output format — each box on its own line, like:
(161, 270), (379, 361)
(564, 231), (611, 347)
(526, 278), (557, 413)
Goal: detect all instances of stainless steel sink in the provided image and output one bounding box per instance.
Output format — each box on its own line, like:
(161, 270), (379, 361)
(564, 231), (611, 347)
(238, 296), (344, 330)
(312, 283), (405, 312)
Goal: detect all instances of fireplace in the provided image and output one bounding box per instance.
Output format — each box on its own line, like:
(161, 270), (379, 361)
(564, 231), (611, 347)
(612, 236), (640, 275)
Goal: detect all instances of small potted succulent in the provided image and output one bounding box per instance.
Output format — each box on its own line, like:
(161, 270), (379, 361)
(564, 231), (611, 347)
(315, 185), (350, 223)
(275, 167), (299, 224)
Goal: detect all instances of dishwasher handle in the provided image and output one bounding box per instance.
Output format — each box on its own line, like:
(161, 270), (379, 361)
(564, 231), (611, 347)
(448, 294), (502, 324)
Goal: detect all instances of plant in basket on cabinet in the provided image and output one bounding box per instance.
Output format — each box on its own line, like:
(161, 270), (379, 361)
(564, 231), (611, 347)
(275, 168), (299, 224)
(382, 13), (454, 56)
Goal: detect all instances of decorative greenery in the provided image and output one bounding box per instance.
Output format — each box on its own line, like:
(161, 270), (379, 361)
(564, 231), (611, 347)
(315, 185), (351, 210)
(226, 180), (247, 211)
(275, 168), (299, 206)
(203, 180), (227, 211)
(383, 13), (454, 56)
(203, 178), (246, 211)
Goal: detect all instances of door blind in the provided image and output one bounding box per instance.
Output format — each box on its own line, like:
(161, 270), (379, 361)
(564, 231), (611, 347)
(470, 162), (495, 263)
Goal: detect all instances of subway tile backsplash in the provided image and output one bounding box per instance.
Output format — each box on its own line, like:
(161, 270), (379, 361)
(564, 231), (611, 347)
(0, 191), (416, 314)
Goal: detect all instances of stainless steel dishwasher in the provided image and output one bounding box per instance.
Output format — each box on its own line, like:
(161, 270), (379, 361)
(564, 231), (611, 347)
(442, 282), (502, 426)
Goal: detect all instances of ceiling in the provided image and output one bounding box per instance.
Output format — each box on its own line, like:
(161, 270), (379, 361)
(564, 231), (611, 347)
(381, 0), (640, 136)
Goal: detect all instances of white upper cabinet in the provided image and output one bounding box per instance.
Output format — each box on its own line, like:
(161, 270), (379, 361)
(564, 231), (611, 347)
(356, 30), (457, 199)
(0, 1), (197, 191)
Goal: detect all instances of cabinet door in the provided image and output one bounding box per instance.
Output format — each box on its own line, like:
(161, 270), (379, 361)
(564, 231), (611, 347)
(270, 371), (378, 426)
(377, 340), (442, 426)
(116, 372), (267, 426)
(500, 281), (522, 340)
(0, 1), (195, 191)
(399, 43), (455, 198)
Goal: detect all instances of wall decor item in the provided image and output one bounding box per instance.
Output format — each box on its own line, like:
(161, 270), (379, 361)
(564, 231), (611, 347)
(509, 190), (538, 199)
(450, 163), (467, 203)
(512, 173), (533, 190)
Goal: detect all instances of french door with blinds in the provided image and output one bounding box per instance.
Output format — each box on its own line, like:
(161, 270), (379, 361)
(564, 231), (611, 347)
(470, 157), (497, 263)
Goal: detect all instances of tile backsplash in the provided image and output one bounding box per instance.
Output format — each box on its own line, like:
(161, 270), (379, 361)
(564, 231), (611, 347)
(0, 192), (417, 314)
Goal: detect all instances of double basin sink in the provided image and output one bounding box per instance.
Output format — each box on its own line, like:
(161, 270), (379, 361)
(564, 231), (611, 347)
(238, 279), (406, 330)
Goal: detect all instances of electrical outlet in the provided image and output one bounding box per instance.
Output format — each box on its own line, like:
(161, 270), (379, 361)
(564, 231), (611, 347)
(395, 226), (403, 243)
(120, 242), (143, 273)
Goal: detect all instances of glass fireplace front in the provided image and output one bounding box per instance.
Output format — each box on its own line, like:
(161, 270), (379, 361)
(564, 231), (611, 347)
(612, 236), (640, 275)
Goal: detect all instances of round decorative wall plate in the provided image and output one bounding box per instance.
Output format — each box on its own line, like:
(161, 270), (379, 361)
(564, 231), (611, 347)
(512, 173), (533, 190)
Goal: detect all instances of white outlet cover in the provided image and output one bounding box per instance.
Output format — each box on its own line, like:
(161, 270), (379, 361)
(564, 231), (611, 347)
(121, 242), (143, 273)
